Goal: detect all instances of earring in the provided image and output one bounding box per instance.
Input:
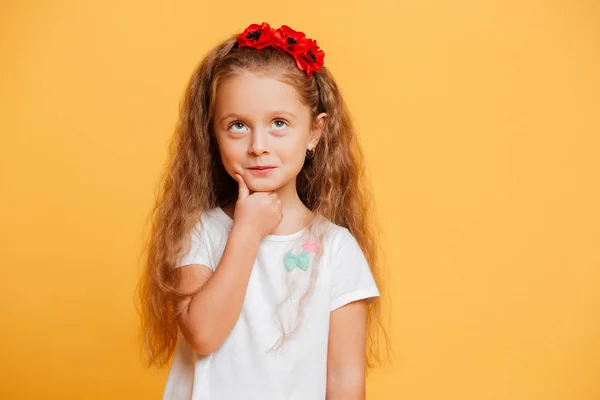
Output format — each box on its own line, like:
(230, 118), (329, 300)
(306, 148), (315, 159)
(218, 155), (223, 165)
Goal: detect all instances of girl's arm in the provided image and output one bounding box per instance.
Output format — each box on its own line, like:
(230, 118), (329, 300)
(326, 299), (369, 400)
(173, 172), (281, 355)
(173, 225), (260, 355)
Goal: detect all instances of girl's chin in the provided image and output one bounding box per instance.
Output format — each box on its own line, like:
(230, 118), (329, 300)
(247, 181), (280, 193)
(243, 171), (295, 193)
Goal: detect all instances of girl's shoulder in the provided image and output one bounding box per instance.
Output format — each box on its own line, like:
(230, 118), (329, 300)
(188, 206), (233, 242)
(314, 216), (361, 254)
(193, 208), (359, 251)
(198, 206), (233, 227)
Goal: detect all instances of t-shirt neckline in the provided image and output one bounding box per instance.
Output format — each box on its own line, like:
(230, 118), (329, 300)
(215, 206), (308, 242)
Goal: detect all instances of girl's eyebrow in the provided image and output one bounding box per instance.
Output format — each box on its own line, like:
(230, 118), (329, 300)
(272, 110), (297, 120)
(219, 113), (244, 124)
(219, 110), (297, 124)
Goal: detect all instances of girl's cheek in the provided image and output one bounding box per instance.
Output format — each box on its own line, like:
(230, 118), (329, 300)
(290, 150), (308, 169)
(222, 142), (245, 160)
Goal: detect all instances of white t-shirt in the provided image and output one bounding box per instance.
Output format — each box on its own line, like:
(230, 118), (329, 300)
(163, 207), (380, 400)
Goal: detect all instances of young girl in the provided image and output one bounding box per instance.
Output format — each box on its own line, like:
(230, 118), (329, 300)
(137, 22), (386, 400)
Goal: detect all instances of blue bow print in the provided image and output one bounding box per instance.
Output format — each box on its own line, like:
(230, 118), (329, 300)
(283, 250), (310, 272)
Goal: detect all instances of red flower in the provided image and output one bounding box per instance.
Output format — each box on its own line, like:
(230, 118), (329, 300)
(236, 23), (326, 77)
(293, 39), (325, 77)
(273, 25), (308, 55)
(237, 22), (275, 49)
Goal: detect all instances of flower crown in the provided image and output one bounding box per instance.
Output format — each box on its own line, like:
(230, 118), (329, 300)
(237, 22), (325, 77)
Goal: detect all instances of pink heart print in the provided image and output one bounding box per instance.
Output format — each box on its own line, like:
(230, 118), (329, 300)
(302, 240), (322, 254)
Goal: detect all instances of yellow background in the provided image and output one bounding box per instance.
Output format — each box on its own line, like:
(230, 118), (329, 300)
(1, 0), (599, 399)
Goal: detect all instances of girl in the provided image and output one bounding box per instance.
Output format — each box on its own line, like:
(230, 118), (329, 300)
(137, 22), (387, 400)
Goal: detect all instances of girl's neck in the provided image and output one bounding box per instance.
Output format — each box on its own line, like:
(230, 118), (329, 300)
(222, 189), (315, 237)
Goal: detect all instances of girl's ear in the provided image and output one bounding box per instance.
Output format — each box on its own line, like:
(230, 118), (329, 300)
(308, 112), (328, 149)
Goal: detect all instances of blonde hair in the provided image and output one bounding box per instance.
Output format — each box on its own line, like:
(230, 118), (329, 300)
(136, 33), (388, 371)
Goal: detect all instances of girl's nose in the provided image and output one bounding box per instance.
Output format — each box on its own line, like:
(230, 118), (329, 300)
(248, 128), (269, 155)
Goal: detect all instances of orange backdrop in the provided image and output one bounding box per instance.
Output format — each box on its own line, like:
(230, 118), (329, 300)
(1, 1), (599, 399)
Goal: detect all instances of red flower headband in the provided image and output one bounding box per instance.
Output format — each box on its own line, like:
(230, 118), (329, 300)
(237, 22), (325, 77)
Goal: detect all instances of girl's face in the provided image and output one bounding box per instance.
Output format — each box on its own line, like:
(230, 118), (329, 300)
(212, 72), (326, 194)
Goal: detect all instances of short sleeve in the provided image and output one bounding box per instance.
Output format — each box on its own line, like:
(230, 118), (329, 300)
(177, 218), (214, 270)
(329, 228), (380, 312)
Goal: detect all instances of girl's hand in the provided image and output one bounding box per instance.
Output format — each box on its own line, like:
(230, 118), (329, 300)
(232, 173), (283, 240)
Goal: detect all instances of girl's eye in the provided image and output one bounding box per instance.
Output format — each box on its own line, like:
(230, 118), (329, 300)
(228, 120), (288, 132)
(229, 122), (247, 132)
(272, 119), (288, 130)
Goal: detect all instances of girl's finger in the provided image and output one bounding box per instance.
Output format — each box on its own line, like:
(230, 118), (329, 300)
(235, 174), (250, 200)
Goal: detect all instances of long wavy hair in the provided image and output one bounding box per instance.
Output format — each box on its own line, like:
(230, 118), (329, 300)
(136, 33), (388, 371)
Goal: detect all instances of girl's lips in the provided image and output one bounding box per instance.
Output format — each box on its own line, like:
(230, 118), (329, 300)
(248, 166), (275, 175)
